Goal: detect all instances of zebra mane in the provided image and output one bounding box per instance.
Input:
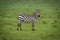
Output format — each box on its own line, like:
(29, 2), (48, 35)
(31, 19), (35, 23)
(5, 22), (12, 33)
(32, 12), (38, 19)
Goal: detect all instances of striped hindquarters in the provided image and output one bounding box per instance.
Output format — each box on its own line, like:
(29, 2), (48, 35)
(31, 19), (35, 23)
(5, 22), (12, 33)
(18, 14), (27, 21)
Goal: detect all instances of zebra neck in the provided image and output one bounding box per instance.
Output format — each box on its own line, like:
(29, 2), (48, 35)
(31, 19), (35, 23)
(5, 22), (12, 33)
(32, 15), (37, 19)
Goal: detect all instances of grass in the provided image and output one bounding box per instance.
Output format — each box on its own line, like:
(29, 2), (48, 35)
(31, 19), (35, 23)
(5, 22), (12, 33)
(0, 0), (60, 40)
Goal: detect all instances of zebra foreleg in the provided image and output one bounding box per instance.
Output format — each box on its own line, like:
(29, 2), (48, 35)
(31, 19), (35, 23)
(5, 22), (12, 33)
(32, 22), (35, 31)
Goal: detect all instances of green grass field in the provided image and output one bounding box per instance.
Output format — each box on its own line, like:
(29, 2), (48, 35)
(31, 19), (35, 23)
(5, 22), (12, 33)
(0, 0), (60, 40)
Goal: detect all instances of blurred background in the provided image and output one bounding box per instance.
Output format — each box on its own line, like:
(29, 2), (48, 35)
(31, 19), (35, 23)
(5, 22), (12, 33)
(0, 0), (60, 40)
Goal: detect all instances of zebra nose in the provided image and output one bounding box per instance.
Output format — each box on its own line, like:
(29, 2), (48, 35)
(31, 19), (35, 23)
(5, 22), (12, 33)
(38, 15), (40, 17)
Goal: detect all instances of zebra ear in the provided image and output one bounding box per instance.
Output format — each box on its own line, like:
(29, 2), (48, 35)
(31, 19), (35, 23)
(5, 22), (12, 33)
(36, 9), (40, 11)
(35, 9), (40, 11)
(34, 9), (36, 10)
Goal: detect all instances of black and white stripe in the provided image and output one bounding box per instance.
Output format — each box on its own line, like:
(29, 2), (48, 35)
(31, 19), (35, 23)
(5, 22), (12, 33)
(17, 10), (40, 31)
(18, 14), (27, 21)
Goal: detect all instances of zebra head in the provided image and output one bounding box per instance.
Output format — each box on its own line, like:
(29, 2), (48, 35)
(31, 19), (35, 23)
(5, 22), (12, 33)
(33, 10), (40, 19)
(36, 10), (40, 17)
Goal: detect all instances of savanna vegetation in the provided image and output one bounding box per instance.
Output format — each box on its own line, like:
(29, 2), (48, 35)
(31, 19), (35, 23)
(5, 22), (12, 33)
(0, 0), (60, 40)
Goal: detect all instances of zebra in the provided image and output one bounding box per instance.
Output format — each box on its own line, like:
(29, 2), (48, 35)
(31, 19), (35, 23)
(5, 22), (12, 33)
(17, 10), (40, 31)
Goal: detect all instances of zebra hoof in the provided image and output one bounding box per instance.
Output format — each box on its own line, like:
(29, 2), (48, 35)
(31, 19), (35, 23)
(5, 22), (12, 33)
(17, 28), (19, 30)
(20, 29), (22, 31)
(32, 29), (35, 31)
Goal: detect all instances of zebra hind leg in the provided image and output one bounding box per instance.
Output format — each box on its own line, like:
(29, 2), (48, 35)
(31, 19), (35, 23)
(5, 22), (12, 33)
(17, 23), (22, 31)
(17, 23), (19, 30)
(19, 23), (22, 31)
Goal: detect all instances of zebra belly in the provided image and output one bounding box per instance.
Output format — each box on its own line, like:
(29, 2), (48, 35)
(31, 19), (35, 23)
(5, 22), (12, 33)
(24, 17), (36, 23)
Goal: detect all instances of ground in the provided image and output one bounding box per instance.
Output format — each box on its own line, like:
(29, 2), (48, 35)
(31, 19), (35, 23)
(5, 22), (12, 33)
(0, 0), (60, 40)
